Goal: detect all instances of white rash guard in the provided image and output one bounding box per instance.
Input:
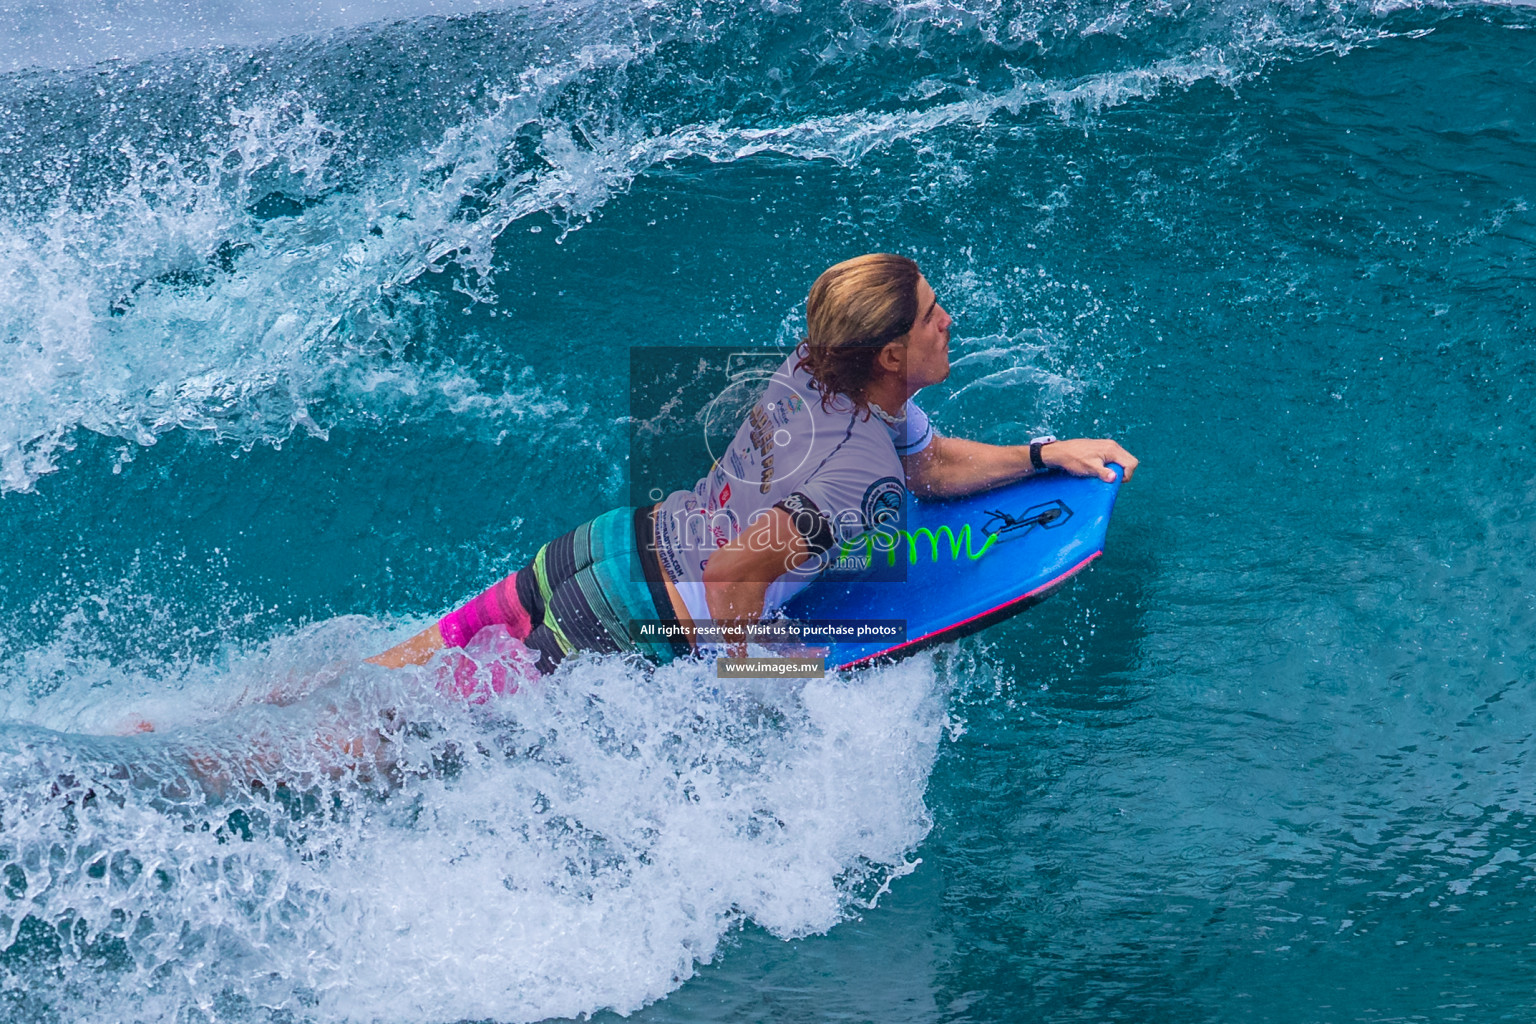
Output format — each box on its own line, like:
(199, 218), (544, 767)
(654, 343), (934, 622)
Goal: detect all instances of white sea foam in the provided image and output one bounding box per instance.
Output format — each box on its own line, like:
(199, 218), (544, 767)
(0, 0), (1429, 494)
(0, 615), (946, 1023)
(0, 77), (586, 492)
(0, 0), (526, 73)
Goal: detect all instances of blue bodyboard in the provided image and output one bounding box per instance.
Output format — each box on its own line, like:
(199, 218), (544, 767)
(780, 465), (1123, 670)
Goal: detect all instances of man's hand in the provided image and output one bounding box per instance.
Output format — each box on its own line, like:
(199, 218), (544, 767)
(1040, 438), (1139, 483)
(904, 434), (1139, 497)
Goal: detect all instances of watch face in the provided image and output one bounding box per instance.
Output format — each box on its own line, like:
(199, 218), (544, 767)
(1030, 435), (1058, 446)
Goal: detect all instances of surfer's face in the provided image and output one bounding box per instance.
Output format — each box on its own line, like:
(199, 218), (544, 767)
(903, 276), (952, 391)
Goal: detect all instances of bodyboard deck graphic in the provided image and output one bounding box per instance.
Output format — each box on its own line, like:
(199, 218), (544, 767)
(781, 467), (1123, 669)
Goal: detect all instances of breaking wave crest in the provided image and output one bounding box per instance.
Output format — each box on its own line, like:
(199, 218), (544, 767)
(0, 0), (1447, 492)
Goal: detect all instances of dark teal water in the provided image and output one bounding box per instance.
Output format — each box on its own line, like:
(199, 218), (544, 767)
(2, 1), (1534, 1021)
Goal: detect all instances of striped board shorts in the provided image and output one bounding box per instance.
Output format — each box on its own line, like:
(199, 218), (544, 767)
(438, 506), (691, 674)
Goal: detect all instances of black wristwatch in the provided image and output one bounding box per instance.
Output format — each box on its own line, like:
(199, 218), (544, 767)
(1029, 435), (1057, 471)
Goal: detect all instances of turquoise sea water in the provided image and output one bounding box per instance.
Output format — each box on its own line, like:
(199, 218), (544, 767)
(2, 1), (1534, 1020)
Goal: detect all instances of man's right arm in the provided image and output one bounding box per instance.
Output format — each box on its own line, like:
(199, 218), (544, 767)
(903, 435), (1138, 497)
(702, 507), (811, 652)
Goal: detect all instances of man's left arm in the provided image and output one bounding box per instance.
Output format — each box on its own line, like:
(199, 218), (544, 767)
(902, 435), (1139, 498)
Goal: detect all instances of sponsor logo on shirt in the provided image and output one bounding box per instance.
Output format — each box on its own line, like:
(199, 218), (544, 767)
(708, 485), (734, 545)
(749, 404), (777, 493)
(860, 476), (905, 531)
(779, 491), (819, 517)
(768, 398), (798, 427)
(655, 517), (687, 581)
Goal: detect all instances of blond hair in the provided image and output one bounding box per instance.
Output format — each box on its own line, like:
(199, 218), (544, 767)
(796, 253), (920, 410)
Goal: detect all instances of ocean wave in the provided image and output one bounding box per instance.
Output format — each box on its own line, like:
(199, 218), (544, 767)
(0, 0), (1471, 493)
(0, 615), (946, 1022)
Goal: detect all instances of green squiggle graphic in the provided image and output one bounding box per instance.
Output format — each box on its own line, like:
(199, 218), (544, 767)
(835, 524), (997, 567)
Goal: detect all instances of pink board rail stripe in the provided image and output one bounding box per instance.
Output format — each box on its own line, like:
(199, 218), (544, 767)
(835, 549), (1104, 671)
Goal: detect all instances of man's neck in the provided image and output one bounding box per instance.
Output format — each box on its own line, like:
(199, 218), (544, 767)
(861, 373), (909, 416)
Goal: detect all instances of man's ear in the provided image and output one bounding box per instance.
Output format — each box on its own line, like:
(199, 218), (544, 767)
(876, 339), (907, 374)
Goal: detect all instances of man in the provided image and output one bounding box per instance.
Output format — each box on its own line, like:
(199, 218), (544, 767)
(369, 254), (1137, 676)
